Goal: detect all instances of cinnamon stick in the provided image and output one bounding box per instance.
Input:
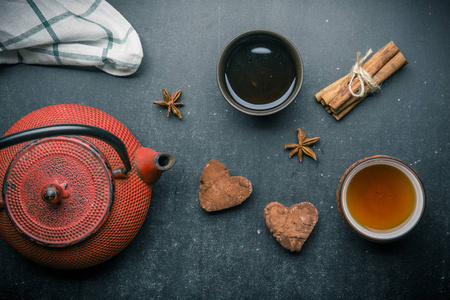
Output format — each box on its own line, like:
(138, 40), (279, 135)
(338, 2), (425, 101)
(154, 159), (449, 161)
(315, 41), (407, 120)
(324, 41), (399, 111)
(332, 97), (366, 120)
(330, 51), (408, 115)
(315, 74), (347, 103)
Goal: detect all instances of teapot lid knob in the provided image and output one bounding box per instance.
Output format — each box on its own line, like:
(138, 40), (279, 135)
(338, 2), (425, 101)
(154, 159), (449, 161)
(41, 180), (69, 205)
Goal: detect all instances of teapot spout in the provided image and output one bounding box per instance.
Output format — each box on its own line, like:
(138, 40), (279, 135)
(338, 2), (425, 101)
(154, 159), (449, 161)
(134, 147), (176, 185)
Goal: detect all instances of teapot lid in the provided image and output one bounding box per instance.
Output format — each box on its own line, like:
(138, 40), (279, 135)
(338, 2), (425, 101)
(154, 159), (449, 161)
(2, 136), (113, 247)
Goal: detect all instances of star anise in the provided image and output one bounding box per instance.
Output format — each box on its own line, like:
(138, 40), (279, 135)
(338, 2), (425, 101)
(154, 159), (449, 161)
(284, 128), (320, 162)
(153, 88), (184, 119)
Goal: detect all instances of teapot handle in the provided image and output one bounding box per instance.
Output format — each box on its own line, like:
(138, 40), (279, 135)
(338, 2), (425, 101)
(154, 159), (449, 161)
(0, 124), (131, 174)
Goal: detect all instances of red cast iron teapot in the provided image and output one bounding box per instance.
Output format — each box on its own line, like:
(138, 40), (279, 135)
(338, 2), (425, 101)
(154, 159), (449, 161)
(0, 104), (175, 269)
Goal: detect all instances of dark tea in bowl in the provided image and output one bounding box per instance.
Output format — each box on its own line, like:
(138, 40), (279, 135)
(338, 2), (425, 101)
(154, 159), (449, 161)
(217, 30), (303, 116)
(336, 155), (425, 242)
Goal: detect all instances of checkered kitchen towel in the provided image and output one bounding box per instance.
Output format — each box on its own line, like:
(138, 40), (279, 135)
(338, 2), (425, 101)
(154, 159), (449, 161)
(0, 0), (143, 76)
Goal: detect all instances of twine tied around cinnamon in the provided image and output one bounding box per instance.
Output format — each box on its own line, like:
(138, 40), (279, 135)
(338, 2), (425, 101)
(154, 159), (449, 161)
(348, 49), (380, 97)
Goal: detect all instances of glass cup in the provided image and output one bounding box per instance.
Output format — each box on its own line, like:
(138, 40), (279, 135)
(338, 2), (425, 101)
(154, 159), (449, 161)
(336, 155), (426, 242)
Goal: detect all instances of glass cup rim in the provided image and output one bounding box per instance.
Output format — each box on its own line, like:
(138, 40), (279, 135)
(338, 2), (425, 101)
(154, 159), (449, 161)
(338, 156), (426, 242)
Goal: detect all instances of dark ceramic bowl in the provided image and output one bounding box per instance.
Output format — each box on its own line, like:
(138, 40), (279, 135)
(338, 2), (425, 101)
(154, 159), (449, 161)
(217, 30), (303, 116)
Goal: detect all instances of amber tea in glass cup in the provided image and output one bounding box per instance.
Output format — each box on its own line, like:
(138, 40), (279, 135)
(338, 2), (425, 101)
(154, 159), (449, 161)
(336, 155), (425, 242)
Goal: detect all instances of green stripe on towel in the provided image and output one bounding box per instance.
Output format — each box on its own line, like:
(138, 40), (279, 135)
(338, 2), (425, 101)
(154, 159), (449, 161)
(1, 0), (101, 50)
(26, 0), (62, 63)
(26, 47), (140, 69)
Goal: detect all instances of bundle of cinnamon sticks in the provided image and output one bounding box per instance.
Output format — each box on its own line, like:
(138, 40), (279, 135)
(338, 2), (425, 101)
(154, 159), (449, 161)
(315, 41), (408, 120)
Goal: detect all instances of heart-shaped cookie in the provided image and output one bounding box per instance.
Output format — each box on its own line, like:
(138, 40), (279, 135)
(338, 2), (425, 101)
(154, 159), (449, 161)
(199, 159), (252, 212)
(264, 202), (318, 252)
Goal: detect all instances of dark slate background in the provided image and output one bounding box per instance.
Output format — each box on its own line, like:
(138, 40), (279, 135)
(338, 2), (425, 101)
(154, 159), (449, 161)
(0, 0), (449, 299)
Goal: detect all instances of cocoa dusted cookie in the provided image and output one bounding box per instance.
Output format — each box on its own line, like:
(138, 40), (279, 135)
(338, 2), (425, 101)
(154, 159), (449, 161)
(264, 202), (318, 252)
(199, 159), (252, 212)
